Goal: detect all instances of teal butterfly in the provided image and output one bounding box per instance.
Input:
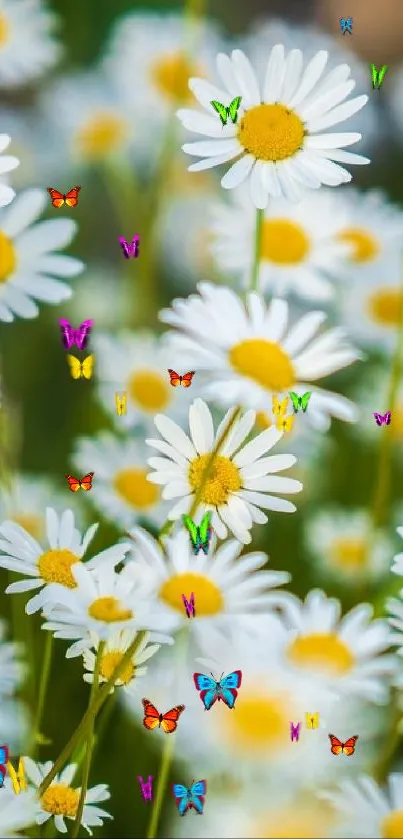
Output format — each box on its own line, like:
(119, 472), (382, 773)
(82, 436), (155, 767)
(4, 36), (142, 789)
(289, 392), (312, 413)
(182, 512), (212, 555)
(210, 96), (242, 126)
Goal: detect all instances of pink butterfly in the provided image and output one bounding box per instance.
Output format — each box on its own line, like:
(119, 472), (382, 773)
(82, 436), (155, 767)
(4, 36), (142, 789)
(181, 592), (195, 618)
(59, 319), (93, 351)
(290, 721), (301, 742)
(119, 235), (140, 259)
(373, 412), (391, 426)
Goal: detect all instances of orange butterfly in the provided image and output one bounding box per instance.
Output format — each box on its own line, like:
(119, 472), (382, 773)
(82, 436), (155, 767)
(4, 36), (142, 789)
(328, 734), (358, 756)
(168, 370), (195, 388)
(47, 186), (81, 208)
(142, 699), (185, 734)
(65, 472), (94, 492)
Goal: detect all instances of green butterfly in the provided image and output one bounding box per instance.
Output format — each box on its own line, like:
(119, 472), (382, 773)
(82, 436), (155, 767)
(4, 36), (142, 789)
(371, 64), (388, 90)
(210, 96), (242, 126)
(182, 511), (212, 555)
(289, 391), (312, 413)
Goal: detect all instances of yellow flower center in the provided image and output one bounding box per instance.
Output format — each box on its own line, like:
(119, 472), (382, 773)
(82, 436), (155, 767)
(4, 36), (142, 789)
(287, 632), (355, 676)
(255, 411), (272, 430)
(151, 52), (199, 102)
(0, 14), (9, 46)
(188, 453), (241, 505)
(0, 231), (16, 282)
(99, 650), (134, 684)
(330, 538), (367, 571)
(114, 467), (160, 509)
(13, 514), (44, 542)
(229, 339), (295, 392)
(252, 801), (335, 839)
(238, 104), (305, 162)
(37, 549), (80, 587)
(338, 227), (379, 262)
(75, 111), (128, 160)
(88, 596), (133, 623)
(222, 685), (292, 754)
(261, 219), (310, 265)
(159, 571), (224, 615)
(381, 810), (403, 839)
(128, 369), (170, 412)
(367, 289), (403, 327)
(41, 783), (80, 818)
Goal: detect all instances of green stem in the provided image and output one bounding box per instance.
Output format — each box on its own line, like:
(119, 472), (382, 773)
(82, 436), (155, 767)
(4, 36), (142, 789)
(146, 735), (175, 839)
(31, 633), (53, 756)
(250, 208), (264, 292)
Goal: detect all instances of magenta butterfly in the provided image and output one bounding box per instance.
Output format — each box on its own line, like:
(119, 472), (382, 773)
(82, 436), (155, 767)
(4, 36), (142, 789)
(119, 235), (140, 259)
(373, 412), (391, 426)
(59, 319), (93, 351)
(182, 593), (195, 618)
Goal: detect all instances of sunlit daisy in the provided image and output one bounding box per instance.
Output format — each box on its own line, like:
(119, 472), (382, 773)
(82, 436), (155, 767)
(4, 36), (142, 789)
(0, 0), (61, 89)
(0, 134), (19, 207)
(147, 397), (302, 543)
(0, 189), (84, 323)
(24, 757), (111, 836)
(160, 283), (362, 431)
(82, 628), (161, 697)
(321, 773), (403, 839)
(0, 472), (83, 542)
(0, 507), (131, 615)
(178, 45), (369, 207)
(0, 780), (37, 838)
(71, 432), (170, 529)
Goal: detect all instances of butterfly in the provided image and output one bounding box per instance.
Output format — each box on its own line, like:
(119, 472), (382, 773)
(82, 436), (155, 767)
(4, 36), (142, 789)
(59, 318), (93, 351)
(0, 745), (9, 788)
(276, 414), (295, 432)
(183, 512), (212, 555)
(66, 354), (94, 380)
(329, 734), (358, 756)
(210, 96), (242, 126)
(115, 391), (127, 416)
(65, 472), (94, 492)
(290, 721), (301, 742)
(7, 757), (27, 794)
(374, 411), (391, 426)
(193, 671), (242, 710)
(168, 370), (195, 388)
(141, 699), (185, 734)
(339, 17), (353, 33)
(47, 186), (81, 208)
(172, 780), (207, 816)
(371, 64), (388, 89)
(306, 712), (319, 729)
(272, 395), (289, 417)
(119, 235), (140, 259)
(289, 391), (312, 413)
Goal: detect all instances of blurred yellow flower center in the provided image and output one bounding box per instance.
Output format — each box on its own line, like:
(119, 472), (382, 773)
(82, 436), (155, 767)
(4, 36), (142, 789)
(38, 549), (80, 587)
(367, 289), (403, 327)
(0, 15), (9, 45)
(338, 227), (379, 262)
(76, 111), (128, 159)
(330, 538), (367, 570)
(88, 596), (133, 623)
(41, 783), (79, 817)
(238, 104), (305, 161)
(381, 810), (403, 839)
(0, 231), (16, 282)
(287, 632), (355, 675)
(114, 467), (160, 509)
(159, 572), (223, 615)
(189, 453), (241, 505)
(255, 411), (272, 430)
(100, 650), (134, 684)
(229, 339), (295, 391)
(252, 802), (334, 839)
(151, 52), (198, 102)
(261, 219), (310, 264)
(13, 514), (44, 541)
(223, 686), (291, 753)
(392, 403), (403, 440)
(128, 370), (170, 412)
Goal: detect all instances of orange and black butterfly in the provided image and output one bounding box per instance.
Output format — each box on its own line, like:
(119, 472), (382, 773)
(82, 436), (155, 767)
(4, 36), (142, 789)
(328, 734), (358, 756)
(142, 699), (185, 734)
(47, 186), (81, 208)
(65, 472), (94, 492)
(168, 370), (195, 388)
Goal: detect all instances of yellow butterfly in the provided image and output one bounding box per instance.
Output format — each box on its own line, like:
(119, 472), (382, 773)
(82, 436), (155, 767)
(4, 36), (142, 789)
(115, 391), (127, 416)
(7, 757), (27, 794)
(66, 354), (94, 380)
(276, 414), (295, 432)
(272, 395), (289, 417)
(306, 712), (319, 729)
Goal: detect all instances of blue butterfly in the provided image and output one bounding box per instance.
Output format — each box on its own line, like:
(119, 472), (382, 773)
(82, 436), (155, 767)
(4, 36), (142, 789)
(339, 17), (353, 34)
(172, 780), (207, 815)
(0, 745), (9, 788)
(193, 671), (242, 710)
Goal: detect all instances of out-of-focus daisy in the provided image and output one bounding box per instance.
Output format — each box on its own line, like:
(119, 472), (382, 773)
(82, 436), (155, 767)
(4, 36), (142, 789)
(304, 507), (395, 584)
(391, 526), (403, 577)
(147, 397), (303, 543)
(158, 192), (219, 290)
(0, 0), (61, 89)
(350, 364), (403, 448)
(160, 283), (362, 431)
(0, 472), (83, 542)
(0, 620), (28, 751)
(178, 46), (369, 207)
(0, 619), (24, 696)
(0, 507), (131, 615)
(0, 189), (84, 323)
(0, 109), (49, 189)
(0, 134), (19, 207)
(338, 266), (403, 355)
(24, 757), (111, 836)
(64, 267), (131, 328)
(210, 186), (352, 301)
(82, 628), (161, 697)
(321, 773), (403, 839)
(336, 189), (403, 279)
(0, 780), (37, 838)
(386, 65), (403, 148)
(71, 432), (170, 529)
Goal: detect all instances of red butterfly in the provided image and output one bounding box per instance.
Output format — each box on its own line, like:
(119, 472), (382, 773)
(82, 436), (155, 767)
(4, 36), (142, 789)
(47, 186), (81, 208)
(141, 699), (185, 734)
(328, 734), (358, 756)
(65, 472), (94, 492)
(168, 370), (195, 388)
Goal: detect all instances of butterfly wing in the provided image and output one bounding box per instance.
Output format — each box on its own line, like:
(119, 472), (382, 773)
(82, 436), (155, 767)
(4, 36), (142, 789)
(180, 371), (195, 388)
(289, 392), (300, 413)
(342, 736), (358, 756)
(210, 100), (228, 125)
(142, 699), (162, 731)
(64, 186), (81, 208)
(301, 392), (312, 412)
(47, 187), (65, 208)
(189, 780), (206, 814)
(65, 474), (81, 492)
(75, 319), (93, 351)
(277, 414), (295, 432)
(193, 673), (218, 710)
(329, 734), (343, 755)
(385, 411), (392, 425)
(228, 96), (242, 124)
(160, 704), (185, 734)
(272, 395), (289, 416)
(59, 318), (75, 350)
(0, 746), (8, 765)
(373, 413), (384, 426)
(378, 65), (388, 86)
(81, 355), (94, 380)
(66, 354), (82, 379)
(168, 369), (182, 387)
(79, 472), (94, 492)
(218, 670), (242, 708)
(199, 511), (212, 553)
(172, 784), (191, 815)
(183, 515), (200, 552)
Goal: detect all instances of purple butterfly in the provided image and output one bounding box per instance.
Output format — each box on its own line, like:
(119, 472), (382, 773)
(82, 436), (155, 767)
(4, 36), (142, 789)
(373, 411), (391, 426)
(59, 319), (93, 351)
(290, 721), (301, 742)
(181, 592), (195, 618)
(119, 235), (140, 259)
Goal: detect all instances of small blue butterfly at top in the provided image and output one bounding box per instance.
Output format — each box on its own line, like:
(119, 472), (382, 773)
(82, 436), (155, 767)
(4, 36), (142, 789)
(339, 17), (353, 34)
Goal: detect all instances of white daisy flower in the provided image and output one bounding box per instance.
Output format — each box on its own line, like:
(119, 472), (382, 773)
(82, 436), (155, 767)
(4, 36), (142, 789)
(0, 472), (84, 542)
(160, 283), (362, 431)
(177, 45), (369, 208)
(0, 507), (131, 615)
(63, 266), (131, 328)
(82, 628), (161, 697)
(0, 780), (37, 838)
(0, 619), (24, 696)
(338, 266), (403, 356)
(24, 757), (111, 836)
(321, 773), (403, 839)
(391, 526), (403, 578)
(0, 134), (19, 208)
(0, 189), (84, 323)
(147, 397), (303, 544)
(0, 108), (48, 189)
(0, 0), (61, 89)
(158, 191), (219, 290)
(71, 432), (170, 530)
(336, 189), (403, 279)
